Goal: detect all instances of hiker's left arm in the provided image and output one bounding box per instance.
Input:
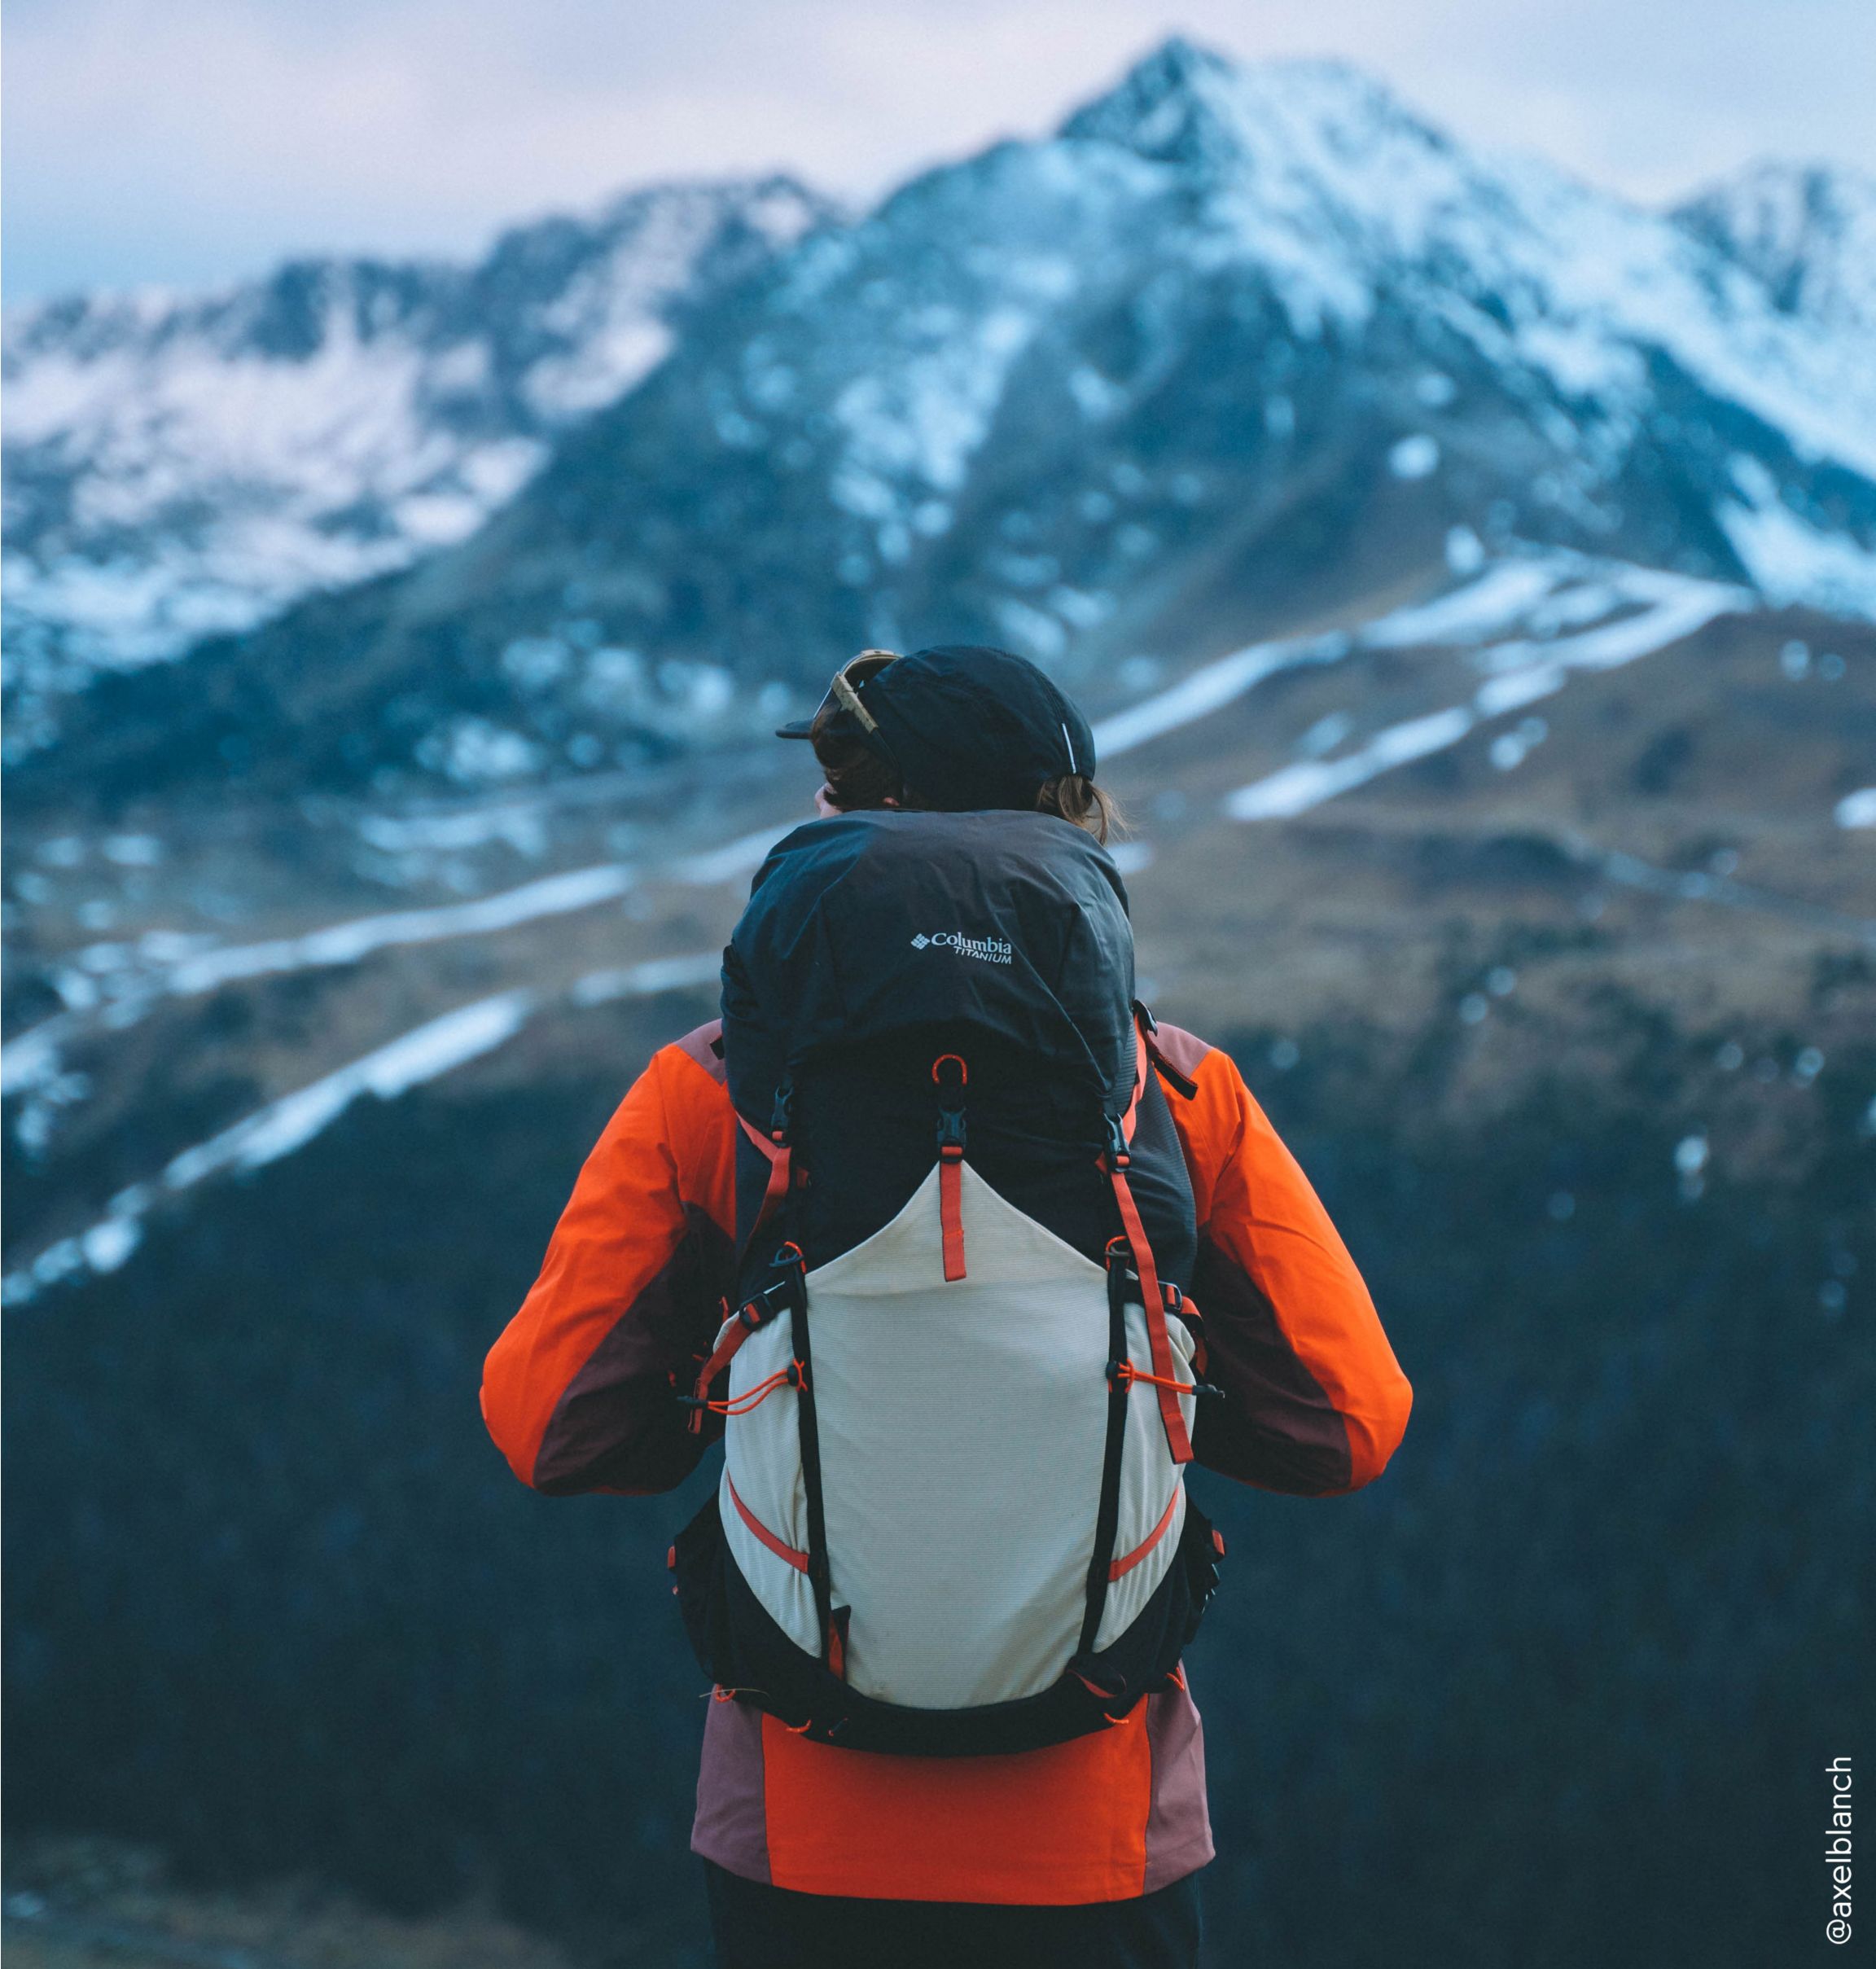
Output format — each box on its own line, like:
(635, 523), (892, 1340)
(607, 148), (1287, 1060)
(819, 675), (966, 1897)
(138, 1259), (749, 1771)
(480, 1027), (736, 1495)
(1153, 1027), (1412, 1496)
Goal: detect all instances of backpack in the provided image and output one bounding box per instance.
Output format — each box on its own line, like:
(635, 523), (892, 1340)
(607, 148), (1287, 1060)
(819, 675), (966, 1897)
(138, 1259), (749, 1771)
(671, 809), (1225, 1755)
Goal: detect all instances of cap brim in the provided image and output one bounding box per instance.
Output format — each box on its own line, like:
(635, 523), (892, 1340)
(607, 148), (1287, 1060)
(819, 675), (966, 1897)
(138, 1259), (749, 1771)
(774, 718), (817, 739)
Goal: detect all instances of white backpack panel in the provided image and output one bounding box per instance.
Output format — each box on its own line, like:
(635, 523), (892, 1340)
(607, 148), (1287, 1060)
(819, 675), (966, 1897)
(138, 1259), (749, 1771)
(717, 1160), (1194, 1710)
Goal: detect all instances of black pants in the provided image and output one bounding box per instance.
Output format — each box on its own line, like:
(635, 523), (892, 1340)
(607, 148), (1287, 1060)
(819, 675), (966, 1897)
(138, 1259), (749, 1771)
(704, 1859), (1203, 1969)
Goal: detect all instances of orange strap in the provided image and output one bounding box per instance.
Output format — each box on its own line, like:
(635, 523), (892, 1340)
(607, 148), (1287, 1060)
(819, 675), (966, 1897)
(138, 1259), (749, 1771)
(1122, 1024), (1146, 1142)
(1110, 1360), (1188, 1396)
(686, 1279), (793, 1433)
(726, 1473), (810, 1572)
(931, 1054), (969, 1281)
(827, 1606), (850, 1682)
(1108, 1159), (1194, 1465)
(1108, 1488), (1181, 1581)
(693, 1300), (746, 1374)
(1110, 1015), (1193, 1464)
(738, 1112), (794, 1240)
(938, 1147), (966, 1280)
(686, 1307), (755, 1435)
(698, 1363), (799, 1419)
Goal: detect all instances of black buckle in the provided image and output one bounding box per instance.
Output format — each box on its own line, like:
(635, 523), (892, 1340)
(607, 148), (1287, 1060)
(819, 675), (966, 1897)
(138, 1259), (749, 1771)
(739, 1280), (791, 1329)
(1103, 1238), (1137, 1290)
(1103, 1115), (1130, 1168)
(932, 1055), (967, 1155)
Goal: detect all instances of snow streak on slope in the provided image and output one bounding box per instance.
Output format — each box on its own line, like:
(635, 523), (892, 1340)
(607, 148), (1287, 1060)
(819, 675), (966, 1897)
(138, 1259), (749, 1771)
(0, 955), (720, 1309)
(1090, 561), (1564, 759)
(0, 824), (787, 1160)
(4, 990), (533, 1305)
(1223, 564), (1748, 819)
(1094, 549), (1742, 770)
(1715, 464), (1876, 621)
(1092, 631), (1352, 756)
(161, 866), (638, 994)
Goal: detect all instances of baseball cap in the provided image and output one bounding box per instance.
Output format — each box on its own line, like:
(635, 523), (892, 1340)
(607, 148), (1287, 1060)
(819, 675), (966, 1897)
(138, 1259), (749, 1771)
(778, 644), (1096, 812)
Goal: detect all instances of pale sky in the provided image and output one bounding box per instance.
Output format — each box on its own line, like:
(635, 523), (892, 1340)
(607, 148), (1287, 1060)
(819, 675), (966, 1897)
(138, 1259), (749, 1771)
(7, 0), (1875, 302)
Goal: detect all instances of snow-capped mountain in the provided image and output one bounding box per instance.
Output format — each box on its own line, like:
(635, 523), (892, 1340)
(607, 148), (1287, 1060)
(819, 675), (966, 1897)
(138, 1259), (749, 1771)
(1, 174), (834, 739)
(11, 38), (1876, 809)
(1673, 160), (1876, 337)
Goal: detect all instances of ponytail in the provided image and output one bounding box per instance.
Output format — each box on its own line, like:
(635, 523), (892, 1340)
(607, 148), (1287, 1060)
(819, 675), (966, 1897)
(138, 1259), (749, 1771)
(1036, 774), (1124, 844)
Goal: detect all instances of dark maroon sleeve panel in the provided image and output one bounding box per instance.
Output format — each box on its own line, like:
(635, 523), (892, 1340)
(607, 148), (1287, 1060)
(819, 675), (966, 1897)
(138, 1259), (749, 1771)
(673, 1018), (728, 1086)
(482, 1041), (743, 1494)
(1189, 1238), (1356, 1495)
(532, 1204), (735, 1496)
(1145, 1019), (1212, 1089)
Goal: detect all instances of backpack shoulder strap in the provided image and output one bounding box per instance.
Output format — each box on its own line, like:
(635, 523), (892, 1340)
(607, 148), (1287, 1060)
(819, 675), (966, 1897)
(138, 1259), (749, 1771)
(1104, 1014), (1194, 1465)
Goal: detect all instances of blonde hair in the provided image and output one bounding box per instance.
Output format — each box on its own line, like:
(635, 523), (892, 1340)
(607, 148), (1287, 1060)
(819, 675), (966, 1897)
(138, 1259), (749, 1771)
(1036, 774), (1124, 844)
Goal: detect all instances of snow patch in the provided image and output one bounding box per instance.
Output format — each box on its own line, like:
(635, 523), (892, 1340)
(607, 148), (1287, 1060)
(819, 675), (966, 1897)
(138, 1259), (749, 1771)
(1718, 498), (1876, 622)
(1388, 434), (1440, 480)
(164, 866), (636, 995)
(1093, 631), (1352, 757)
(571, 953), (724, 1005)
(166, 992), (534, 1186)
(1225, 708), (1473, 820)
(1361, 559), (1564, 648)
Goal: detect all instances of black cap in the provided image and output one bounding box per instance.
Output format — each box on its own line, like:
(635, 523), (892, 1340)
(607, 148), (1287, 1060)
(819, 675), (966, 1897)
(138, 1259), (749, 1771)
(778, 644), (1096, 812)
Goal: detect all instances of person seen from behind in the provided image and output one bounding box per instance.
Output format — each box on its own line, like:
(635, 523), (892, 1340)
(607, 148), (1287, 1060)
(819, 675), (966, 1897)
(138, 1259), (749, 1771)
(482, 644), (1413, 1968)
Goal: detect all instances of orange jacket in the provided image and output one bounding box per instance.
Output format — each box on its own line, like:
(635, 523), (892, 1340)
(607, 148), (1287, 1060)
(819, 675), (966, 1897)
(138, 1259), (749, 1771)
(484, 1016), (1409, 1502)
(481, 1016), (1411, 1901)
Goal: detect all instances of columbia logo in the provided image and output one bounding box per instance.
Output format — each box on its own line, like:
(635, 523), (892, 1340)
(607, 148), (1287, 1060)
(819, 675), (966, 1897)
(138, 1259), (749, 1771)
(910, 930), (1014, 964)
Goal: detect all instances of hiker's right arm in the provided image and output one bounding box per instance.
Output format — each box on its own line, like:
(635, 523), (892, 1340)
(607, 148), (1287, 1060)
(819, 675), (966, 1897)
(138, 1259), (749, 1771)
(480, 1027), (736, 1495)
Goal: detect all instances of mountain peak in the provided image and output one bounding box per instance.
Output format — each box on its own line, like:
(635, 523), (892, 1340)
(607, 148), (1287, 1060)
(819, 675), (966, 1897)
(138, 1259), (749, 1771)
(1672, 159), (1876, 332)
(1059, 37), (1444, 178)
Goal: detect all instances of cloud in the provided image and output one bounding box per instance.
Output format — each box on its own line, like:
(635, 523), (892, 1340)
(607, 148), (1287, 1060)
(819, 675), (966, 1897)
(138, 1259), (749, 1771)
(6, 0), (1874, 298)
